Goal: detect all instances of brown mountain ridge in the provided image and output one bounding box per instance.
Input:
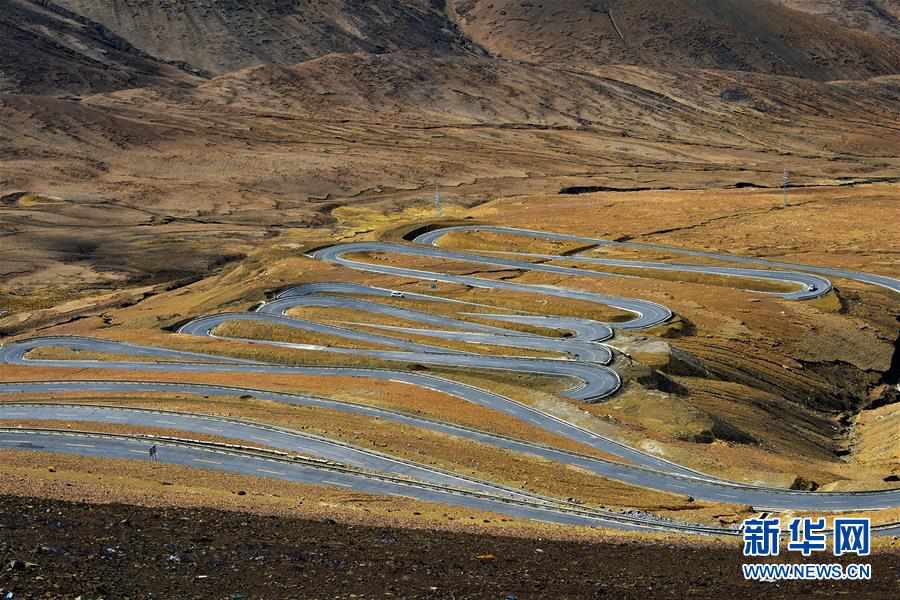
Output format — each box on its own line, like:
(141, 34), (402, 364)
(0, 0), (197, 94)
(451, 0), (900, 80)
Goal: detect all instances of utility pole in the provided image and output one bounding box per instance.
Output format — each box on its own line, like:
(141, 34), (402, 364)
(782, 169), (790, 208)
(434, 183), (443, 217)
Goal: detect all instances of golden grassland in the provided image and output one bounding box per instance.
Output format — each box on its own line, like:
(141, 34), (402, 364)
(25, 347), (197, 364)
(434, 230), (595, 256)
(286, 301), (568, 338)
(853, 401), (900, 470)
(211, 319), (395, 351)
(434, 230), (800, 294)
(466, 185), (899, 274)
(260, 306), (563, 357)
(550, 260), (800, 294)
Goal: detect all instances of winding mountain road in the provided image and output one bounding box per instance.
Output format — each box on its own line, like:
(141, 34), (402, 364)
(2, 225), (898, 534)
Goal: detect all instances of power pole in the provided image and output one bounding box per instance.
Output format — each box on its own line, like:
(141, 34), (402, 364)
(782, 169), (790, 208)
(434, 183), (443, 217)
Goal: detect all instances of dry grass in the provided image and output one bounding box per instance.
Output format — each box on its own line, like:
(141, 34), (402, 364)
(468, 185), (900, 277)
(287, 302), (564, 338)
(435, 230), (798, 293)
(435, 230), (594, 256)
(551, 260), (799, 294)
(279, 306), (562, 357)
(25, 347), (192, 364)
(211, 319), (393, 351)
(853, 401), (900, 470)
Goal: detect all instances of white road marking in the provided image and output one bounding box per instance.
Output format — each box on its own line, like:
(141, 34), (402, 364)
(194, 458), (224, 465)
(256, 468), (286, 476)
(65, 443), (96, 448)
(322, 479), (352, 488)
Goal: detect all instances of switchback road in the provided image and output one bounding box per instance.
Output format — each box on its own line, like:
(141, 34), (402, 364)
(2, 225), (898, 533)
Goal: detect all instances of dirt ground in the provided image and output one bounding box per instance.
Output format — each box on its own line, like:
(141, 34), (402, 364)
(0, 495), (898, 599)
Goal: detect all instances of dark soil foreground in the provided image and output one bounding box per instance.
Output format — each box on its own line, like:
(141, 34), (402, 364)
(0, 496), (898, 599)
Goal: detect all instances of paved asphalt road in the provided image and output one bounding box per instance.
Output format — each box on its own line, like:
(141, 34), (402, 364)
(309, 242), (675, 330)
(2, 380), (899, 514)
(0, 403), (546, 502)
(2, 225), (899, 534)
(414, 225), (898, 295)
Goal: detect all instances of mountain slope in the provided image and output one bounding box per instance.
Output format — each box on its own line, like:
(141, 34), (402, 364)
(0, 0), (194, 94)
(450, 0), (900, 80)
(53, 0), (483, 75)
(781, 0), (900, 38)
(47, 0), (900, 80)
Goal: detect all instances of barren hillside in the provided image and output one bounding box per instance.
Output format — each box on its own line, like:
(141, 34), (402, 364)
(450, 0), (900, 80)
(781, 0), (900, 38)
(42, 0), (900, 81)
(3, 47), (900, 311)
(0, 0), (194, 94)
(53, 0), (483, 75)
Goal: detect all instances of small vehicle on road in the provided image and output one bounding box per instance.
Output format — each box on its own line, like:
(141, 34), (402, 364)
(390, 291), (405, 298)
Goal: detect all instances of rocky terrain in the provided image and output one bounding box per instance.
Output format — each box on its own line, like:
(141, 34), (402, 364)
(782, 0), (900, 38)
(450, 0), (900, 79)
(1, 496), (898, 599)
(0, 0), (196, 94)
(53, 0), (484, 75)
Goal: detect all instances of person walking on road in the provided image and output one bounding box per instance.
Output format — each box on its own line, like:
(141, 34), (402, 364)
(149, 444), (158, 462)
